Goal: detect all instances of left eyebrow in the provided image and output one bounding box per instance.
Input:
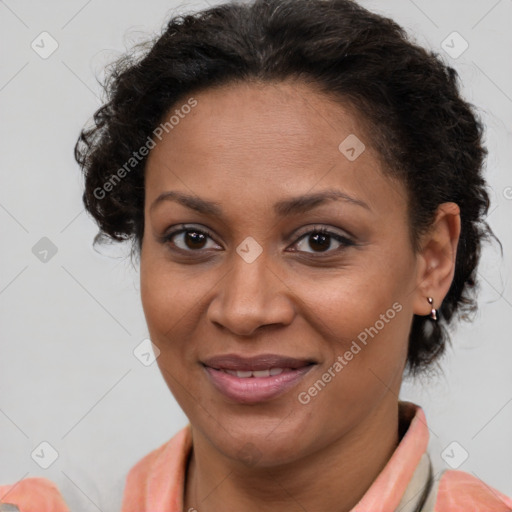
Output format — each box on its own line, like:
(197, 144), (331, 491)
(149, 189), (371, 218)
(273, 190), (371, 216)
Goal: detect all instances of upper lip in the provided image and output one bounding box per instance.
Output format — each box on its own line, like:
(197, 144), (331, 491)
(202, 353), (316, 371)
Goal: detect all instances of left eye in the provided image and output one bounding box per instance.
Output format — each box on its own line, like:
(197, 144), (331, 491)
(291, 227), (354, 254)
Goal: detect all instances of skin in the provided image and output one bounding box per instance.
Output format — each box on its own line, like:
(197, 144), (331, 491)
(140, 79), (461, 512)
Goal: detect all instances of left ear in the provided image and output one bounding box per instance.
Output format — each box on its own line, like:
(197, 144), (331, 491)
(412, 202), (461, 317)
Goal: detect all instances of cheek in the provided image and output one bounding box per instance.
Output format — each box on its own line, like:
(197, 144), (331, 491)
(309, 283), (409, 378)
(296, 280), (410, 434)
(140, 250), (199, 334)
(308, 256), (410, 337)
(140, 251), (192, 363)
(302, 244), (414, 376)
(139, 248), (222, 388)
(140, 254), (205, 410)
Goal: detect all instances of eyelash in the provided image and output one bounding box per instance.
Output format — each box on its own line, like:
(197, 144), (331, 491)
(161, 224), (355, 257)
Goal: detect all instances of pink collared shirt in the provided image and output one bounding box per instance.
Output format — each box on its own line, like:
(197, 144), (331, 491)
(2, 402), (511, 511)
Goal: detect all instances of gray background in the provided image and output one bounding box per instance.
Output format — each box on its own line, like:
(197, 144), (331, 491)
(1, 0), (511, 510)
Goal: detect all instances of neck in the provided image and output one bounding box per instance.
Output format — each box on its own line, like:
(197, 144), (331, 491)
(184, 399), (400, 512)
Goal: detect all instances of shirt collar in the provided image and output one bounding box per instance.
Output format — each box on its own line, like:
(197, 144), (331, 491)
(352, 401), (430, 511)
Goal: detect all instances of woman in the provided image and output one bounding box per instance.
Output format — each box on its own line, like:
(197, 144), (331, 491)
(1, 0), (510, 510)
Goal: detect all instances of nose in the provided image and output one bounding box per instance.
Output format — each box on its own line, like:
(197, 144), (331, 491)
(206, 248), (296, 337)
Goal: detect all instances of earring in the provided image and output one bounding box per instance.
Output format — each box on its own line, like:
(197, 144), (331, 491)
(427, 297), (437, 321)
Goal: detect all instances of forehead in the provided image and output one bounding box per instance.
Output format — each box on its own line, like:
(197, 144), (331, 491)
(148, 79), (364, 165)
(144, 80), (405, 218)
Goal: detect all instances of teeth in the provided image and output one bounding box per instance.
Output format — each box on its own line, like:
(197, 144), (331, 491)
(222, 368), (286, 378)
(253, 369), (270, 378)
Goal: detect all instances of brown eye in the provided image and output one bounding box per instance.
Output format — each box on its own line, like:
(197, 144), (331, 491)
(163, 226), (221, 252)
(182, 230), (208, 250)
(307, 232), (331, 252)
(292, 227), (354, 255)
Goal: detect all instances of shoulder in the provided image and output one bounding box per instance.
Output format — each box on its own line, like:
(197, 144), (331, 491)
(0, 477), (69, 511)
(121, 424), (192, 512)
(435, 469), (512, 511)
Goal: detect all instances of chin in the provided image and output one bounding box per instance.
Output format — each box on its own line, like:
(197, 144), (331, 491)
(198, 411), (315, 467)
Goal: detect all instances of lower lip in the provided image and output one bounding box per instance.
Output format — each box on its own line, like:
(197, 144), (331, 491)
(203, 365), (315, 404)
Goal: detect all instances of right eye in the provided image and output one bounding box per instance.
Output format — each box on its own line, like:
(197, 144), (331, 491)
(162, 225), (222, 253)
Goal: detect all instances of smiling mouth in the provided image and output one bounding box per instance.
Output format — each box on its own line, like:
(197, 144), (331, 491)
(202, 352), (316, 371)
(201, 353), (317, 403)
(215, 367), (302, 378)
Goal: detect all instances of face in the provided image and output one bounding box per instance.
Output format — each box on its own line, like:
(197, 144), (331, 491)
(140, 80), (420, 467)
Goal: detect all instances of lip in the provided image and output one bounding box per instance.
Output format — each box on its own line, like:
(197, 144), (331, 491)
(202, 353), (316, 404)
(202, 353), (315, 371)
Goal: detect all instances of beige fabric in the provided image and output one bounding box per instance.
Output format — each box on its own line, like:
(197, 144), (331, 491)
(0, 505), (21, 512)
(395, 453), (440, 512)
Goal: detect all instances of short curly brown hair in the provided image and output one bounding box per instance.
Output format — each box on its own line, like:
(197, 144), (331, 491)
(74, 0), (497, 376)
